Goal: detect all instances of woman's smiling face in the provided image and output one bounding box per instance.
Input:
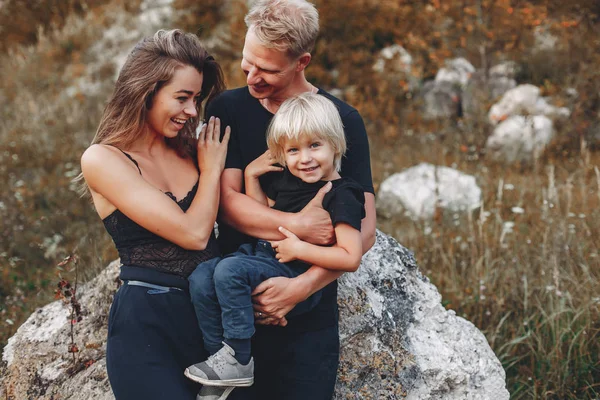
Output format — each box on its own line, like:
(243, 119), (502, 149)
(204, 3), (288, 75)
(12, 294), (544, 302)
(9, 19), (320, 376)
(146, 65), (203, 138)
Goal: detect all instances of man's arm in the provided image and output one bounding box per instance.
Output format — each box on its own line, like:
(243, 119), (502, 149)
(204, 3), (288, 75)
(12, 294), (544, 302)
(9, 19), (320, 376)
(220, 168), (335, 244)
(252, 195), (376, 321)
(361, 193), (377, 251)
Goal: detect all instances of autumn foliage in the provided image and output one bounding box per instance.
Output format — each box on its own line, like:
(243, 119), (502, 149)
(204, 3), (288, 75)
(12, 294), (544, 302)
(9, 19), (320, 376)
(0, 1), (599, 399)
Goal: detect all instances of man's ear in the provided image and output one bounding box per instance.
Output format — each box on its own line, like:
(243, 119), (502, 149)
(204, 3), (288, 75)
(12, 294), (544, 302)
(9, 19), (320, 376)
(296, 53), (312, 72)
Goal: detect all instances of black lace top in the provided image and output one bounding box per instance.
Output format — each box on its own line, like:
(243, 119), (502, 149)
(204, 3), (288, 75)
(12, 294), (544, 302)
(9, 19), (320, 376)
(102, 176), (219, 279)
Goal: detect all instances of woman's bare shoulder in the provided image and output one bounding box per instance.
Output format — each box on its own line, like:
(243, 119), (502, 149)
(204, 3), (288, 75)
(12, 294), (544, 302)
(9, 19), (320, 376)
(81, 144), (120, 165)
(81, 144), (139, 186)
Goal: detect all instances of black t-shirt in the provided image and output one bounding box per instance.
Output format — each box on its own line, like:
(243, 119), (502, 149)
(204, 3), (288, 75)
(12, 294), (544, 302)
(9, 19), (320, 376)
(206, 86), (373, 332)
(207, 86), (373, 253)
(267, 169), (365, 231)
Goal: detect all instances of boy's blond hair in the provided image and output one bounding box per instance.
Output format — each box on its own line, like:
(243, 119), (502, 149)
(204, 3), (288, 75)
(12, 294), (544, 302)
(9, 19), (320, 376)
(267, 93), (346, 171)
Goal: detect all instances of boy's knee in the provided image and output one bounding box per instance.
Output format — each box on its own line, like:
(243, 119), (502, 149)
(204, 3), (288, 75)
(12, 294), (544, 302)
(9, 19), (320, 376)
(188, 260), (219, 293)
(213, 258), (245, 285)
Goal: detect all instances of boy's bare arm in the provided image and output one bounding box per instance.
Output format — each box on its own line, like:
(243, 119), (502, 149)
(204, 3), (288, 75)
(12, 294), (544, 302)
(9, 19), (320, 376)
(271, 224), (362, 272)
(253, 197), (376, 321)
(243, 150), (282, 206)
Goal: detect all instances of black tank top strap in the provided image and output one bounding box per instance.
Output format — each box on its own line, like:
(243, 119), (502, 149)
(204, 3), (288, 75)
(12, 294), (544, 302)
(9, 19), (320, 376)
(108, 145), (142, 175)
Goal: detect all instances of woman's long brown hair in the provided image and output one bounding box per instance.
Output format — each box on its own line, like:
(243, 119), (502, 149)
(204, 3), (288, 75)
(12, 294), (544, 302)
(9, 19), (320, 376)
(76, 29), (225, 195)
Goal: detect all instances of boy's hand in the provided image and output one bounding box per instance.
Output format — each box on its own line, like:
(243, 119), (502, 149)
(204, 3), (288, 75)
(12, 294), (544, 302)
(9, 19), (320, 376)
(245, 150), (283, 179)
(270, 226), (303, 263)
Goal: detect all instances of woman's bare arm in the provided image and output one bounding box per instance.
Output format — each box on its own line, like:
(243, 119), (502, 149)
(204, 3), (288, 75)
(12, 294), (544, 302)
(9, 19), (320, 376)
(81, 118), (230, 250)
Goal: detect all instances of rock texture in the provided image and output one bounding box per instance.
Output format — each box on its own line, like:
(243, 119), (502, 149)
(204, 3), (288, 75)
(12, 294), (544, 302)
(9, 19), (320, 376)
(488, 84), (570, 124)
(337, 232), (509, 399)
(486, 115), (554, 162)
(377, 163), (482, 220)
(1, 262), (119, 400)
(1, 232), (509, 399)
(484, 82), (571, 162)
(434, 57), (475, 87)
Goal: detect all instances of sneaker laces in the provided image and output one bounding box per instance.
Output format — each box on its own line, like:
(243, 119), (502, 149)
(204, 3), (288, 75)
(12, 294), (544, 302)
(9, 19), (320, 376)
(206, 343), (237, 369)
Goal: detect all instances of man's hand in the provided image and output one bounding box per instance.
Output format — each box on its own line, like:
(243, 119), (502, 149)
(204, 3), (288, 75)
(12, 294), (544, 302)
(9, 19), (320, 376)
(251, 276), (309, 325)
(270, 226), (302, 263)
(292, 181), (334, 245)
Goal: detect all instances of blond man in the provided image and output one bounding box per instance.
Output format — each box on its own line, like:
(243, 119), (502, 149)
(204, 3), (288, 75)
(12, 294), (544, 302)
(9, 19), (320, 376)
(202, 1), (376, 398)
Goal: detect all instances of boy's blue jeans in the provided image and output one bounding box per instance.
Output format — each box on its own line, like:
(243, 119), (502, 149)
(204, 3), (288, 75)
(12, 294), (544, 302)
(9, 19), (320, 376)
(188, 240), (322, 355)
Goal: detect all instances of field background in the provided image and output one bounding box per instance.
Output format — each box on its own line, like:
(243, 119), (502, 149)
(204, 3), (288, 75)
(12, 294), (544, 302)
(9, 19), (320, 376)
(0, 0), (598, 398)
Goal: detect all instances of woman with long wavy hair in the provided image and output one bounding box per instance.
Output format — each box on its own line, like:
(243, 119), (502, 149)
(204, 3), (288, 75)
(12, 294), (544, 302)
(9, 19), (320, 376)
(79, 29), (229, 399)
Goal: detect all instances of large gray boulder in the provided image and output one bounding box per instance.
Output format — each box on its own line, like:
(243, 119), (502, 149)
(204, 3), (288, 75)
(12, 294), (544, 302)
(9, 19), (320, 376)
(1, 232), (509, 400)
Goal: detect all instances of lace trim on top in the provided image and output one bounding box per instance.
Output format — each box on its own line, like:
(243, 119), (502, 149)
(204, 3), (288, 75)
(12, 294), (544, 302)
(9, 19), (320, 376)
(102, 180), (219, 278)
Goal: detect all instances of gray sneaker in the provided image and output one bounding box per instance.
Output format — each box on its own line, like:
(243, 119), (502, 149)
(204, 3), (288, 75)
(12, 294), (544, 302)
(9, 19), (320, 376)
(196, 386), (235, 400)
(185, 343), (254, 387)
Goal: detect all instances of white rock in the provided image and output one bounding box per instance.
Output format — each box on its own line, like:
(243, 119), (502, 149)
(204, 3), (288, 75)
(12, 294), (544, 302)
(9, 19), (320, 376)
(486, 115), (554, 162)
(435, 57), (475, 87)
(373, 44), (413, 74)
(534, 97), (570, 119)
(3, 301), (69, 366)
(372, 44), (420, 91)
(489, 61), (519, 79)
(337, 232), (510, 399)
(488, 84), (570, 124)
(377, 163), (482, 220)
(488, 84), (540, 124)
(462, 70), (516, 118)
(534, 25), (559, 52)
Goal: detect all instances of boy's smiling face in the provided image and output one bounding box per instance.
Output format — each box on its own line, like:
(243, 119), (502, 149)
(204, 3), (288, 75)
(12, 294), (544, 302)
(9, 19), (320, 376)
(283, 134), (339, 183)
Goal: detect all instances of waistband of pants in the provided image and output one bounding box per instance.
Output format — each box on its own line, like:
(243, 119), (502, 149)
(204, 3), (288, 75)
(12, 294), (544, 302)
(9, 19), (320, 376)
(125, 280), (184, 292)
(120, 265), (189, 291)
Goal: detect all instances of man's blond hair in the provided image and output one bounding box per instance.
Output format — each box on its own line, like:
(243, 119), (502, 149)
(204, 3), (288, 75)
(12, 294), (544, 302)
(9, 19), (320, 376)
(245, 0), (319, 58)
(267, 93), (346, 172)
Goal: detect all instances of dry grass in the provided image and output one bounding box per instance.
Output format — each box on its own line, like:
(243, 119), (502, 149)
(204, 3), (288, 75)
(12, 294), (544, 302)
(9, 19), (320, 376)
(0, 1), (598, 398)
(372, 126), (600, 398)
(0, 1), (138, 345)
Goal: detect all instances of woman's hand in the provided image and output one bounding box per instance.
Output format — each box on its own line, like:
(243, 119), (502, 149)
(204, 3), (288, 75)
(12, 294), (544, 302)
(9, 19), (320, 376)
(252, 275), (309, 325)
(245, 150), (283, 179)
(197, 117), (230, 174)
(270, 226), (302, 263)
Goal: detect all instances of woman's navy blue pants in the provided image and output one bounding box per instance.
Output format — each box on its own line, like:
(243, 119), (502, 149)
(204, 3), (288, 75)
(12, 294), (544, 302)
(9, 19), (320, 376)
(106, 266), (207, 400)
